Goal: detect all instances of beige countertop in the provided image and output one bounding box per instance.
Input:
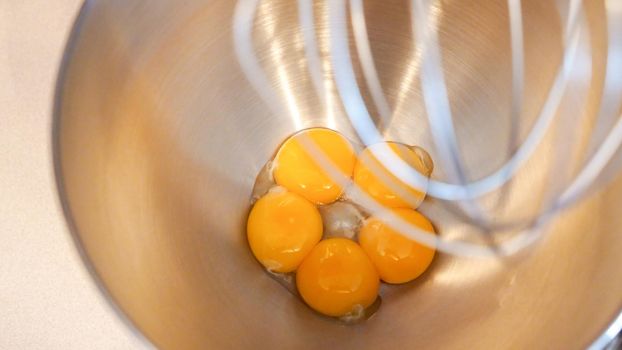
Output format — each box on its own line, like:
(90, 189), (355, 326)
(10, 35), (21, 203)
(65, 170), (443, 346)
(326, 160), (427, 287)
(0, 2), (148, 348)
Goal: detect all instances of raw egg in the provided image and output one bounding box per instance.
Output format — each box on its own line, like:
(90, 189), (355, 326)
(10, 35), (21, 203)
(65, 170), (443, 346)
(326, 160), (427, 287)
(296, 238), (379, 317)
(358, 208), (436, 284)
(353, 142), (432, 209)
(274, 128), (356, 205)
(247, 190), (323, 273)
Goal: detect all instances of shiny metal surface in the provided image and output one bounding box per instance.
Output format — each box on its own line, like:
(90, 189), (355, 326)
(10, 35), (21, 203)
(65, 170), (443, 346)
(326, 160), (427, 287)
(54, 0), (622, 349)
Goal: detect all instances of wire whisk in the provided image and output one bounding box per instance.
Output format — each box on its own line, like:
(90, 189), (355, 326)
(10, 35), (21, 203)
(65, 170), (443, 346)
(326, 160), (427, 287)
(233, 0), (622, 257)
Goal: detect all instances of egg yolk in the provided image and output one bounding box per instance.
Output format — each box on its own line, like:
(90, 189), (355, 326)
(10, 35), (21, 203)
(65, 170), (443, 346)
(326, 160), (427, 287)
(296, 238), (379, 317)
(273, 128), (356, 205)
(353, 142), (432, 209)
(247, 190), (323, 273)
(358, 208), (436, 284)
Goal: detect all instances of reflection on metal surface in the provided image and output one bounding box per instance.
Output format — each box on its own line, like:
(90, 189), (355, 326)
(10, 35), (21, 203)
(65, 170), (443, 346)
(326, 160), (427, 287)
(258, 1), (304, 129)
(54, 0), (621, 349)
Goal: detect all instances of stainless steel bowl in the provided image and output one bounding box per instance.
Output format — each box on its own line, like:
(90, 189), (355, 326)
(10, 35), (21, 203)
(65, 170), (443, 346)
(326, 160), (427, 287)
(54, 0), (622, 348)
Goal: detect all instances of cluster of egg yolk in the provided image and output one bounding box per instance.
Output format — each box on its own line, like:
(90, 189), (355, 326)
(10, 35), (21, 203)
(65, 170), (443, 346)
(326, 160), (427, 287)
(247, 128), (436, 318)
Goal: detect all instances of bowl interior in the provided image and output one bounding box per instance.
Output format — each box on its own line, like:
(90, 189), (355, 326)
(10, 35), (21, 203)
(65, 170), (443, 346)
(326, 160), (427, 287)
(56, 0), (622, 348)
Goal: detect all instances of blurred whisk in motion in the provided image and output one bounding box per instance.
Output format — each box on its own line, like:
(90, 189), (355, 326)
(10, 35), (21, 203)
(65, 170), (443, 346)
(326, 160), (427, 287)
(233, 0), (622, 258)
